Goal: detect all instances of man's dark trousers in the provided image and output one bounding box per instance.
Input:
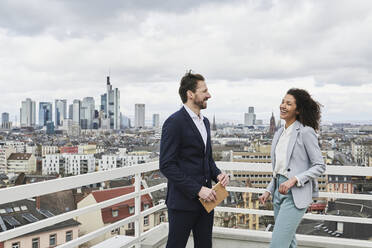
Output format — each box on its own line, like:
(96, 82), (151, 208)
(166, 208), (214, 248)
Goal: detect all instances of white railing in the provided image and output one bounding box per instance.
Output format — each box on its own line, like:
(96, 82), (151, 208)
(0, 162), (372, 248)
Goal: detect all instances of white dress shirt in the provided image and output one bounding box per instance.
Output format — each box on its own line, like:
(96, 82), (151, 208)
(274, 122), (295, 178)
(183, 104), (207, 149)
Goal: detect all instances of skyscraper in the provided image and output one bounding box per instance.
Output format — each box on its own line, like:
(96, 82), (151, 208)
(1, 113), (9, 124)
(81, 97), (95, 129)
(20, 98), (36, 127)
(100, 93), (107, 113)
(72, 100), (81, 125)
(105, 76), (120, 130)
(152, 114), (160, 128)
(68, 104), (73, 120)
(244, 106), (256, 126)
(39, 102), (53, 127)
(55, 99), (67, 126)
(1, 112), (10, 129)
(135, 104), (145, 128)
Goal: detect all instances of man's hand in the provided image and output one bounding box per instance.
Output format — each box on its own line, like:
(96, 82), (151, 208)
(217, 173), (229, 187)
(258, 191), (270, 204)
(198, 186), (217, 202)
(278, 177), (297, 195)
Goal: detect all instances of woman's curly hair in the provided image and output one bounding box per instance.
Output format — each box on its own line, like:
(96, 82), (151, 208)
(287, 88), (322, 131)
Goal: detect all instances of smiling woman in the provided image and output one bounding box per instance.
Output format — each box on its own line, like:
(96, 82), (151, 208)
(259, 88), (326, 248)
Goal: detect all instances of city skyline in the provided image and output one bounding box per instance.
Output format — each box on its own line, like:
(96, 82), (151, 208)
(1, 1), (372, 124)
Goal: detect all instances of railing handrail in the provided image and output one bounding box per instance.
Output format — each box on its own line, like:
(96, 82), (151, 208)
(0, 161), (159, 205)
(217, 162), (372, 177)
(2, 162), (372, 205)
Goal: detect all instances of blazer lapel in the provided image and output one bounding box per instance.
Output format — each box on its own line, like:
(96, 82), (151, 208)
(286, 121), (301, 168)
(181, 107), (206, 151)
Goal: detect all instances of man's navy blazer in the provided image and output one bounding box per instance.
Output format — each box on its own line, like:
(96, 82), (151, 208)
(159, 106), (221, 211)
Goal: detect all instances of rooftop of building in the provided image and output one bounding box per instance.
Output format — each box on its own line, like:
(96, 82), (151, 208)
(7, 153), (32, 160)
(0, 199), (80, 235)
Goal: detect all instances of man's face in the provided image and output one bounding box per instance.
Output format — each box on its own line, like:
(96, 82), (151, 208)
(192, 80), (211, 110)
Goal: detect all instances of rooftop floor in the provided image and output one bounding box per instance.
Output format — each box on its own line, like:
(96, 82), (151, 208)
(99, 223), (372, 248)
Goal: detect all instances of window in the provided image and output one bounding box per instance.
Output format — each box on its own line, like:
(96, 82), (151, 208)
(32, 238), (39, 248)
(144, 216), (149, 226)
(128, 222), (134, 229)
(112, 209), (119, 217)
(66, 230), (73, 242)
(160, 214), (166, 223)
(143, 204), (150, 210)
(12, 242), (20, 248)
(129, 206), (135, 214)
(111, 228), (120, 235)
(49, 234), (57, 246)
(239, 215), (245, 224)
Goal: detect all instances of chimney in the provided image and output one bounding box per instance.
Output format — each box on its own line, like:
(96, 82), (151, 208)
(36, 196), (41, 209)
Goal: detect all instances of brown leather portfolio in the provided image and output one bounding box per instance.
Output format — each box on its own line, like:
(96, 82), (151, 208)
(199, 182), (229, 213)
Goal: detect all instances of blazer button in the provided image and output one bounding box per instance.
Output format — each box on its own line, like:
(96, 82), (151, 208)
(287, 168), (291, 172)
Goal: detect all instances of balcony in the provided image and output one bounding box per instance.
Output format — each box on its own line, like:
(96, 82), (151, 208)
(1, 162), (372, 247)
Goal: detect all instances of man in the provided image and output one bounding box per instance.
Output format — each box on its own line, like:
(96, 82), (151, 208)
(160, 71), (229, 248)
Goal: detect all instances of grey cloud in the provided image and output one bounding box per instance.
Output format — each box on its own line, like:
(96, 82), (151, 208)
(0, 0), (239, 37)
(1, 0), (372, 123)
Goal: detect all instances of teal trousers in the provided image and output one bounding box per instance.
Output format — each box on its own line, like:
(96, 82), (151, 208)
(270, 175), (307, 248)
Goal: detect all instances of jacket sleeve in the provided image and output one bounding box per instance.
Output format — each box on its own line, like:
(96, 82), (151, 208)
(295, 127), (326, 186)
(159, 117), (202, 199)
(265, 177), (275, 195)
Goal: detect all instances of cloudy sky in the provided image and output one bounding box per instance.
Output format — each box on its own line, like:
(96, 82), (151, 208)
(1, 0), (372, 125)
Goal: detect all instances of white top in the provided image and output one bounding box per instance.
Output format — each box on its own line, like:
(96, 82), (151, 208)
(273, 122), (295, 178)
(183, 104), (207, 149)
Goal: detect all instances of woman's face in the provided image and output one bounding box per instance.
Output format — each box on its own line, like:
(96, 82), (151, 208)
(280, 94), (299, 122)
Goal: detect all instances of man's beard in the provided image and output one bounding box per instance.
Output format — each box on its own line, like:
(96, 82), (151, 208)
(194, 98), (207, 109)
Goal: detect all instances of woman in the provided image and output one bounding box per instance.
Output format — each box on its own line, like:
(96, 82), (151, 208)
(259, 88), (326, 248)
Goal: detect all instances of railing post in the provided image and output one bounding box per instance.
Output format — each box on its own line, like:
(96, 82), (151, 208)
(134, 173), (141, 248)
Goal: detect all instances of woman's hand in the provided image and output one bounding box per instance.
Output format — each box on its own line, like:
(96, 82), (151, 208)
(278, 177), (297, 194)
(259, 191), (271, 204)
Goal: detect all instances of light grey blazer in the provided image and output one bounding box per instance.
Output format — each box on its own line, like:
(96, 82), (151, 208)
(266, 120), (326, 209)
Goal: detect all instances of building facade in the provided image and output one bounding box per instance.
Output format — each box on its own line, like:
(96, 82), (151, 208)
(0, 146), (16, 174)
(105, 76), (120, 130)
(81, 97), (95, 129)
(39, 102), (53, 127)
(98, 154), (151, 171)
(6, 153), (37, 174)
(152, 114), (159, 128)
(42, 154), (95, 176)
(55, 99), (67, 127)
(135, 104), (145, 128)
(244, 106), (256, 126)
(20, 98), (36, 127)
(76, 186), (154, 247)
